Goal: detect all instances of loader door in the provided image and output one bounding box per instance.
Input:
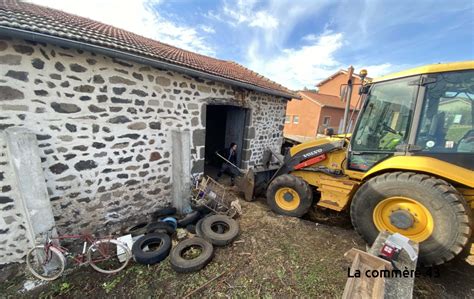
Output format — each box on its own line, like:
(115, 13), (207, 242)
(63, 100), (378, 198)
(349, 76), (420, 171)
(414, 70), (474, 169)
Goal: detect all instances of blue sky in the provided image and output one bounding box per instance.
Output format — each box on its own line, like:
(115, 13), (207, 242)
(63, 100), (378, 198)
(30, 0), (474, 90)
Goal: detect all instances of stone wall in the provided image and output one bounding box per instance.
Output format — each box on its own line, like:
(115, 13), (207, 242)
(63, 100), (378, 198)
(0, 36), (287, 263)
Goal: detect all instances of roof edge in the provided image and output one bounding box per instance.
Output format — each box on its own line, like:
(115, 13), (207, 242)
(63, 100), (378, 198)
(0, 26), (298, 100)
(299, 91), (358, 110)
(372, 61), (474, 83)
(299, 92), (323, 107)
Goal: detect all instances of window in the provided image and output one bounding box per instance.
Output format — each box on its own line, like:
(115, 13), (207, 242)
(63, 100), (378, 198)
(323, 116), (331, 126)
(293, 115), (299, 124)
(285, 115), (291, 124)
(352, 76), (419, 152)
(416, 70), (474, 153)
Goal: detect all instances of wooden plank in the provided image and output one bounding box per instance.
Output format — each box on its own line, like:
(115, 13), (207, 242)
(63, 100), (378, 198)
(343, 248), (392, 299)
(342, 251), (360, 299)
(342, 232), (419, 299)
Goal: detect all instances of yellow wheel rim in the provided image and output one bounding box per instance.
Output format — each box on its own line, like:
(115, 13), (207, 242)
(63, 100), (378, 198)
(275, 187), (300, 211)
(373, 196), (434, 242)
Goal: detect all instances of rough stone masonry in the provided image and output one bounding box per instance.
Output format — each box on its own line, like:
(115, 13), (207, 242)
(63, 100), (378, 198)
(0, 36), (287, 264)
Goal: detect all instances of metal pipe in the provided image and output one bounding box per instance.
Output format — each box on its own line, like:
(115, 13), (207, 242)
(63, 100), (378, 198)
(0, 26), (297, 100)
(215, 152), (245, 174)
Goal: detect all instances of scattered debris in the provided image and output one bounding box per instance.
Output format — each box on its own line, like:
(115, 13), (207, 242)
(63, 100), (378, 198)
(176, 228), (188, 241)
(191, 176), (239, 218)
(21, 280), (46, 292)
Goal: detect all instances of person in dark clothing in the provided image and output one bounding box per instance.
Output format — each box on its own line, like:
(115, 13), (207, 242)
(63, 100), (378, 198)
(217, 142), (238, 185)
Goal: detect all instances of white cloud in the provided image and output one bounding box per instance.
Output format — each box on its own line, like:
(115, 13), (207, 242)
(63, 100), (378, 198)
(247, 32), (394, 90)
(220, 0), (279, 29)
(249, 11), (279, 29)
(200, 25), (216, 34)
(25, 0), (215, 56)
(248, 32), (343, 90)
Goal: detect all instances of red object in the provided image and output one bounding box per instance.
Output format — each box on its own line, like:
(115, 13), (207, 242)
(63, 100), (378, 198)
(294, 154), (326, 170)
(380, 243), (400, 260)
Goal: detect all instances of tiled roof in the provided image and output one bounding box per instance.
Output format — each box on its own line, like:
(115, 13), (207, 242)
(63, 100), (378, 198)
(299, 91), (357, 110)
(0, 0), (296, 98)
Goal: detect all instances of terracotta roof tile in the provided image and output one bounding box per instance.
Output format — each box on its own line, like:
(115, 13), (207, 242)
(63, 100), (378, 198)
(299, 91), (357, 110)
(0, 0), (296, 98)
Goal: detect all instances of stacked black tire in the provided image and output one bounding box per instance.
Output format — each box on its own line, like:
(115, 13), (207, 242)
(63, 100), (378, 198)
(127, 207), (240, 272)
(170, 214), (240, 273)
(130, 207), (178, 265)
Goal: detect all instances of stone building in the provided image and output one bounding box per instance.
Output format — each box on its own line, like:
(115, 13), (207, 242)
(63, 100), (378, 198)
(0, 1), (295, 264)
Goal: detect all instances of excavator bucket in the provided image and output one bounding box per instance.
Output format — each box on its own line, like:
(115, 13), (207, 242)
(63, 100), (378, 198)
(235, 165), (280, 201)
(236, 168), (256, 202)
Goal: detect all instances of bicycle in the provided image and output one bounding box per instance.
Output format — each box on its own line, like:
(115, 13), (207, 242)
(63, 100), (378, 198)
(26, 230), (131, 281)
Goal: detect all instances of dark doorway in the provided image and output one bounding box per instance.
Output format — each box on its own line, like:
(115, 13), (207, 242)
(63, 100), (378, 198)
(204, 105), (247, 177)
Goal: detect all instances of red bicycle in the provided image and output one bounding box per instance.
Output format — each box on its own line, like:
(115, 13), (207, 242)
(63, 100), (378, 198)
(26, 230), (131, 281)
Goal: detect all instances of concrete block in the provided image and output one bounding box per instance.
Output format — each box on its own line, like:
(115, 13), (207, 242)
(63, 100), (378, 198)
(171, 129), (192, 214)
(5, 127), (55, 243)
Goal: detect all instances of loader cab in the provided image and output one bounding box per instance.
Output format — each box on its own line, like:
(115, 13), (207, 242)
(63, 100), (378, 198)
(348, 67), (474, 171)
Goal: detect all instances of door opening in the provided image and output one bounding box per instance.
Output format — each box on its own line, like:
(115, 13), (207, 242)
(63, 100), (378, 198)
(204, 105), (247, 180)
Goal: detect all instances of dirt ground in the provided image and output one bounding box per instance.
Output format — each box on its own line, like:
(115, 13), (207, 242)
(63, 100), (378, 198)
(1, 193), (474, 298)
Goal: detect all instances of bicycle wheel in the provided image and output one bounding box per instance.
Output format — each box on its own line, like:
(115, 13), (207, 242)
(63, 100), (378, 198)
(26, 245), (65, 281)
(87, 239), (131, 274)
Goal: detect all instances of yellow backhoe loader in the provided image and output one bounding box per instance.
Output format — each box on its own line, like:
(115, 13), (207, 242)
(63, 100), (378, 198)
(239, 61), (474, 266)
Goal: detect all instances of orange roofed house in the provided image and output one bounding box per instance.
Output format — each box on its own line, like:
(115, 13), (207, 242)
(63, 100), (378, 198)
(284, 70), (366, 141)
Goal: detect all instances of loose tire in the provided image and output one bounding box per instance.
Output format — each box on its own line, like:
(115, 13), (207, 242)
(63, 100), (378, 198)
(199, 215), (240, 246)
(351, 172), (472, 266)
(26, 245), (65, 281)
(125, 222), (149, 237)
(151, 207), (177, 221)
(195, 216), (224, 238)
(195, 218), (205, 237)
(186, 224), (197, 234)
(146, 221), (176, 235)
(88, 239), (131, 273)
(132, 233), (172, 265)
(266, 174), (313, 217)
(170, 237), (214, 273)
(177, 211), (201, 228)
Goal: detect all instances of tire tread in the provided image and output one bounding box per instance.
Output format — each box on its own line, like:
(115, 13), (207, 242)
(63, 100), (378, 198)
(351, 171), (472, 266)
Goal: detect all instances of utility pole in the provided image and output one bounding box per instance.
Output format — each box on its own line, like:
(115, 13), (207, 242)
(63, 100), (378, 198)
(342, 66), (354, 133)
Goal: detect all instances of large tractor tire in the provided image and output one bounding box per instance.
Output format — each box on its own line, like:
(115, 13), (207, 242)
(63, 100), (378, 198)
(351, 172), (472, 266)
(266, 174), (313, 217)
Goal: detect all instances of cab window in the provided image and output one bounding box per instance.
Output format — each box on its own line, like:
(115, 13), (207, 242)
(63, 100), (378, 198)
(352, 76), (419, 152)
(416, 70), (474, 153)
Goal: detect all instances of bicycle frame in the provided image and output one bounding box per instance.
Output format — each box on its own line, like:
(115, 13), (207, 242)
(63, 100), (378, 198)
(44, 233), (114, 265)
(28, 230), (130, 280)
